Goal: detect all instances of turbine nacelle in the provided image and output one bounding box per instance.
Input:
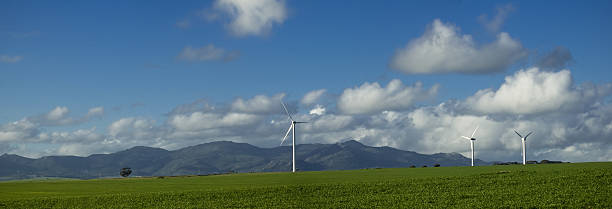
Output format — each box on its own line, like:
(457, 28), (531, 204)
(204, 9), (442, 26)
(460, 125), (479, 141)
(514, 130), (533, 141)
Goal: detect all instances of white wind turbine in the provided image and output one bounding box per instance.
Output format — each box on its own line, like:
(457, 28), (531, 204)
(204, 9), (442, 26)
(461, 126), (479, 167)
(514, 130), (533, 165)
(280, 101), (307, 173)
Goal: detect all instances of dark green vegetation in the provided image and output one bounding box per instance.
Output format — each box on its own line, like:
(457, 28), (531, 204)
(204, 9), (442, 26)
(0, 162), (610, 208)
(0, 140), (485, 180)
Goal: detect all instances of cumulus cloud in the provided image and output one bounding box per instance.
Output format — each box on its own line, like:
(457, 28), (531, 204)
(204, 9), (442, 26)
(177, 44), (239, 62)
(26, 106), (105, 126)
(403, 102), (612, 162)
(0, 105), (110, 156)
(46, 106), (69, 121)
(27, 106), (75, 126)
(108, 117), (157, 139)
(301, 89), (326, 105)
(537, 143), (612, 162)
(86, 107), (104, 118)
(536, 46), (574, 70)
(309, 114), (354, 132)
(464, 68), (612, 115)
(43, 127), (104, 143)
(0, 119), (40, 142)
(338, 79), (439, 114)
(0, 55), (23, 63)
(478, 4), (515, 33)
(309, 105), (326, 116)
(0, 119), (110, 157)
(390, 19), (527, 74)
(212, 0), (287, 36)
(404, 105), (507, 156)
(169, 112), (260, 131)
(231, 93), (285, 114)
(2, 74), (611, 162)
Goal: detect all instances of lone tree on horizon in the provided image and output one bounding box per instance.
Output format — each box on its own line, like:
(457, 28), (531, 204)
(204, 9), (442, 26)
(120, 167), (132, 177)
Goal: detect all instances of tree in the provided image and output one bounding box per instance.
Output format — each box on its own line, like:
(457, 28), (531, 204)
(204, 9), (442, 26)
(120, 167), (132, 177)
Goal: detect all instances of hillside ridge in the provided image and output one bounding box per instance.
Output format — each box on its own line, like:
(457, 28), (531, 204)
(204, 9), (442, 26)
(0, 140), (487, 180)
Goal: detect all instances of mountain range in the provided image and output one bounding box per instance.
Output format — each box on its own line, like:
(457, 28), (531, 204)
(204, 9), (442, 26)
(0, 140), (487, 180)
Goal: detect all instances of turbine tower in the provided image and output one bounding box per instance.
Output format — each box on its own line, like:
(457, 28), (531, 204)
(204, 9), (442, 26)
(461, 126), (479, 167)
(280, 101), (307, 173)
(514, 130), (533, 165)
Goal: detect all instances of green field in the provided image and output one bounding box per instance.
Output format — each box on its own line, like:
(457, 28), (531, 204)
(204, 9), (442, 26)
(0, 162), (610, 208)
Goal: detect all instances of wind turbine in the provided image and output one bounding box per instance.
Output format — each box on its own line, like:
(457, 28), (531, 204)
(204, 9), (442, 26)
(280, 102), (307, 173)
(461, 125), (479, 167)
(514, 130), (533, 165)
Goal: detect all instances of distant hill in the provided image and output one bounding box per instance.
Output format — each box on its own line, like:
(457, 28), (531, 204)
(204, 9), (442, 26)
(0, 140), (487, 180)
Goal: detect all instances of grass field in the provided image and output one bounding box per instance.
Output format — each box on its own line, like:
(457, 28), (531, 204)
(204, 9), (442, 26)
(0, 162), (610, 208)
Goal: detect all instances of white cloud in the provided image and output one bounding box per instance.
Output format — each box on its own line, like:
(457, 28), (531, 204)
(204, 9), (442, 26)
(46, 106), (69, 121)
(86, 107), (104, 118)
(177, 44), (239, 62)
(169, 112), (260, 131)
(301, 89), (326, 105)
(478, 4), (515, 33)
(537, 143), (612, 162)
(0, 106), (106, 144)
(405, 105), (505, 154)
(0, 119), (39, 142)
(46, 127), (104, 143)
(0, 55), (23, 63)
(108, 117), (157, 139)
(213, 0), (287, 37)
(338, 79), (439, 114)
(309, 105), (326, 116)
(390, 19), (527, 74)
(309, 114), (353, 132)
(28, 106), (76, 126)
(56, 144), (98, 156)
(1, 73), (611, 163)
(464, 68), (612, 115)
(24, 106), (105, 126)
(231, 93), (285, 114)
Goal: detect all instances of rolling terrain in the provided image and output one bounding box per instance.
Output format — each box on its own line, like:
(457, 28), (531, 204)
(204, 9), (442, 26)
(0, 162), (609, 208)
(0, 140), (486, 180)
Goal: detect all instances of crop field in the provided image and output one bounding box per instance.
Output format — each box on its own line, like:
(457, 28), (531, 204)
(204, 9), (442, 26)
(0, 162), (610, 208)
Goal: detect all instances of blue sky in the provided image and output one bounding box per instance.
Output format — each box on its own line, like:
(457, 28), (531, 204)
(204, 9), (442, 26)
(1, 0), (611, 162)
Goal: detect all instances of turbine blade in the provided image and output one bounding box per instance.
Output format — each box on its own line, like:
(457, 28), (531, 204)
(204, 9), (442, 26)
(280, 124), (293, 145)
(280, 101), (294, 121)
(461, 136), (471, 140)
(471, 125), (479, 138)
(514, 130), (523, 138)
(525, 131), (533, 138)
(295, 121), (308, 123)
